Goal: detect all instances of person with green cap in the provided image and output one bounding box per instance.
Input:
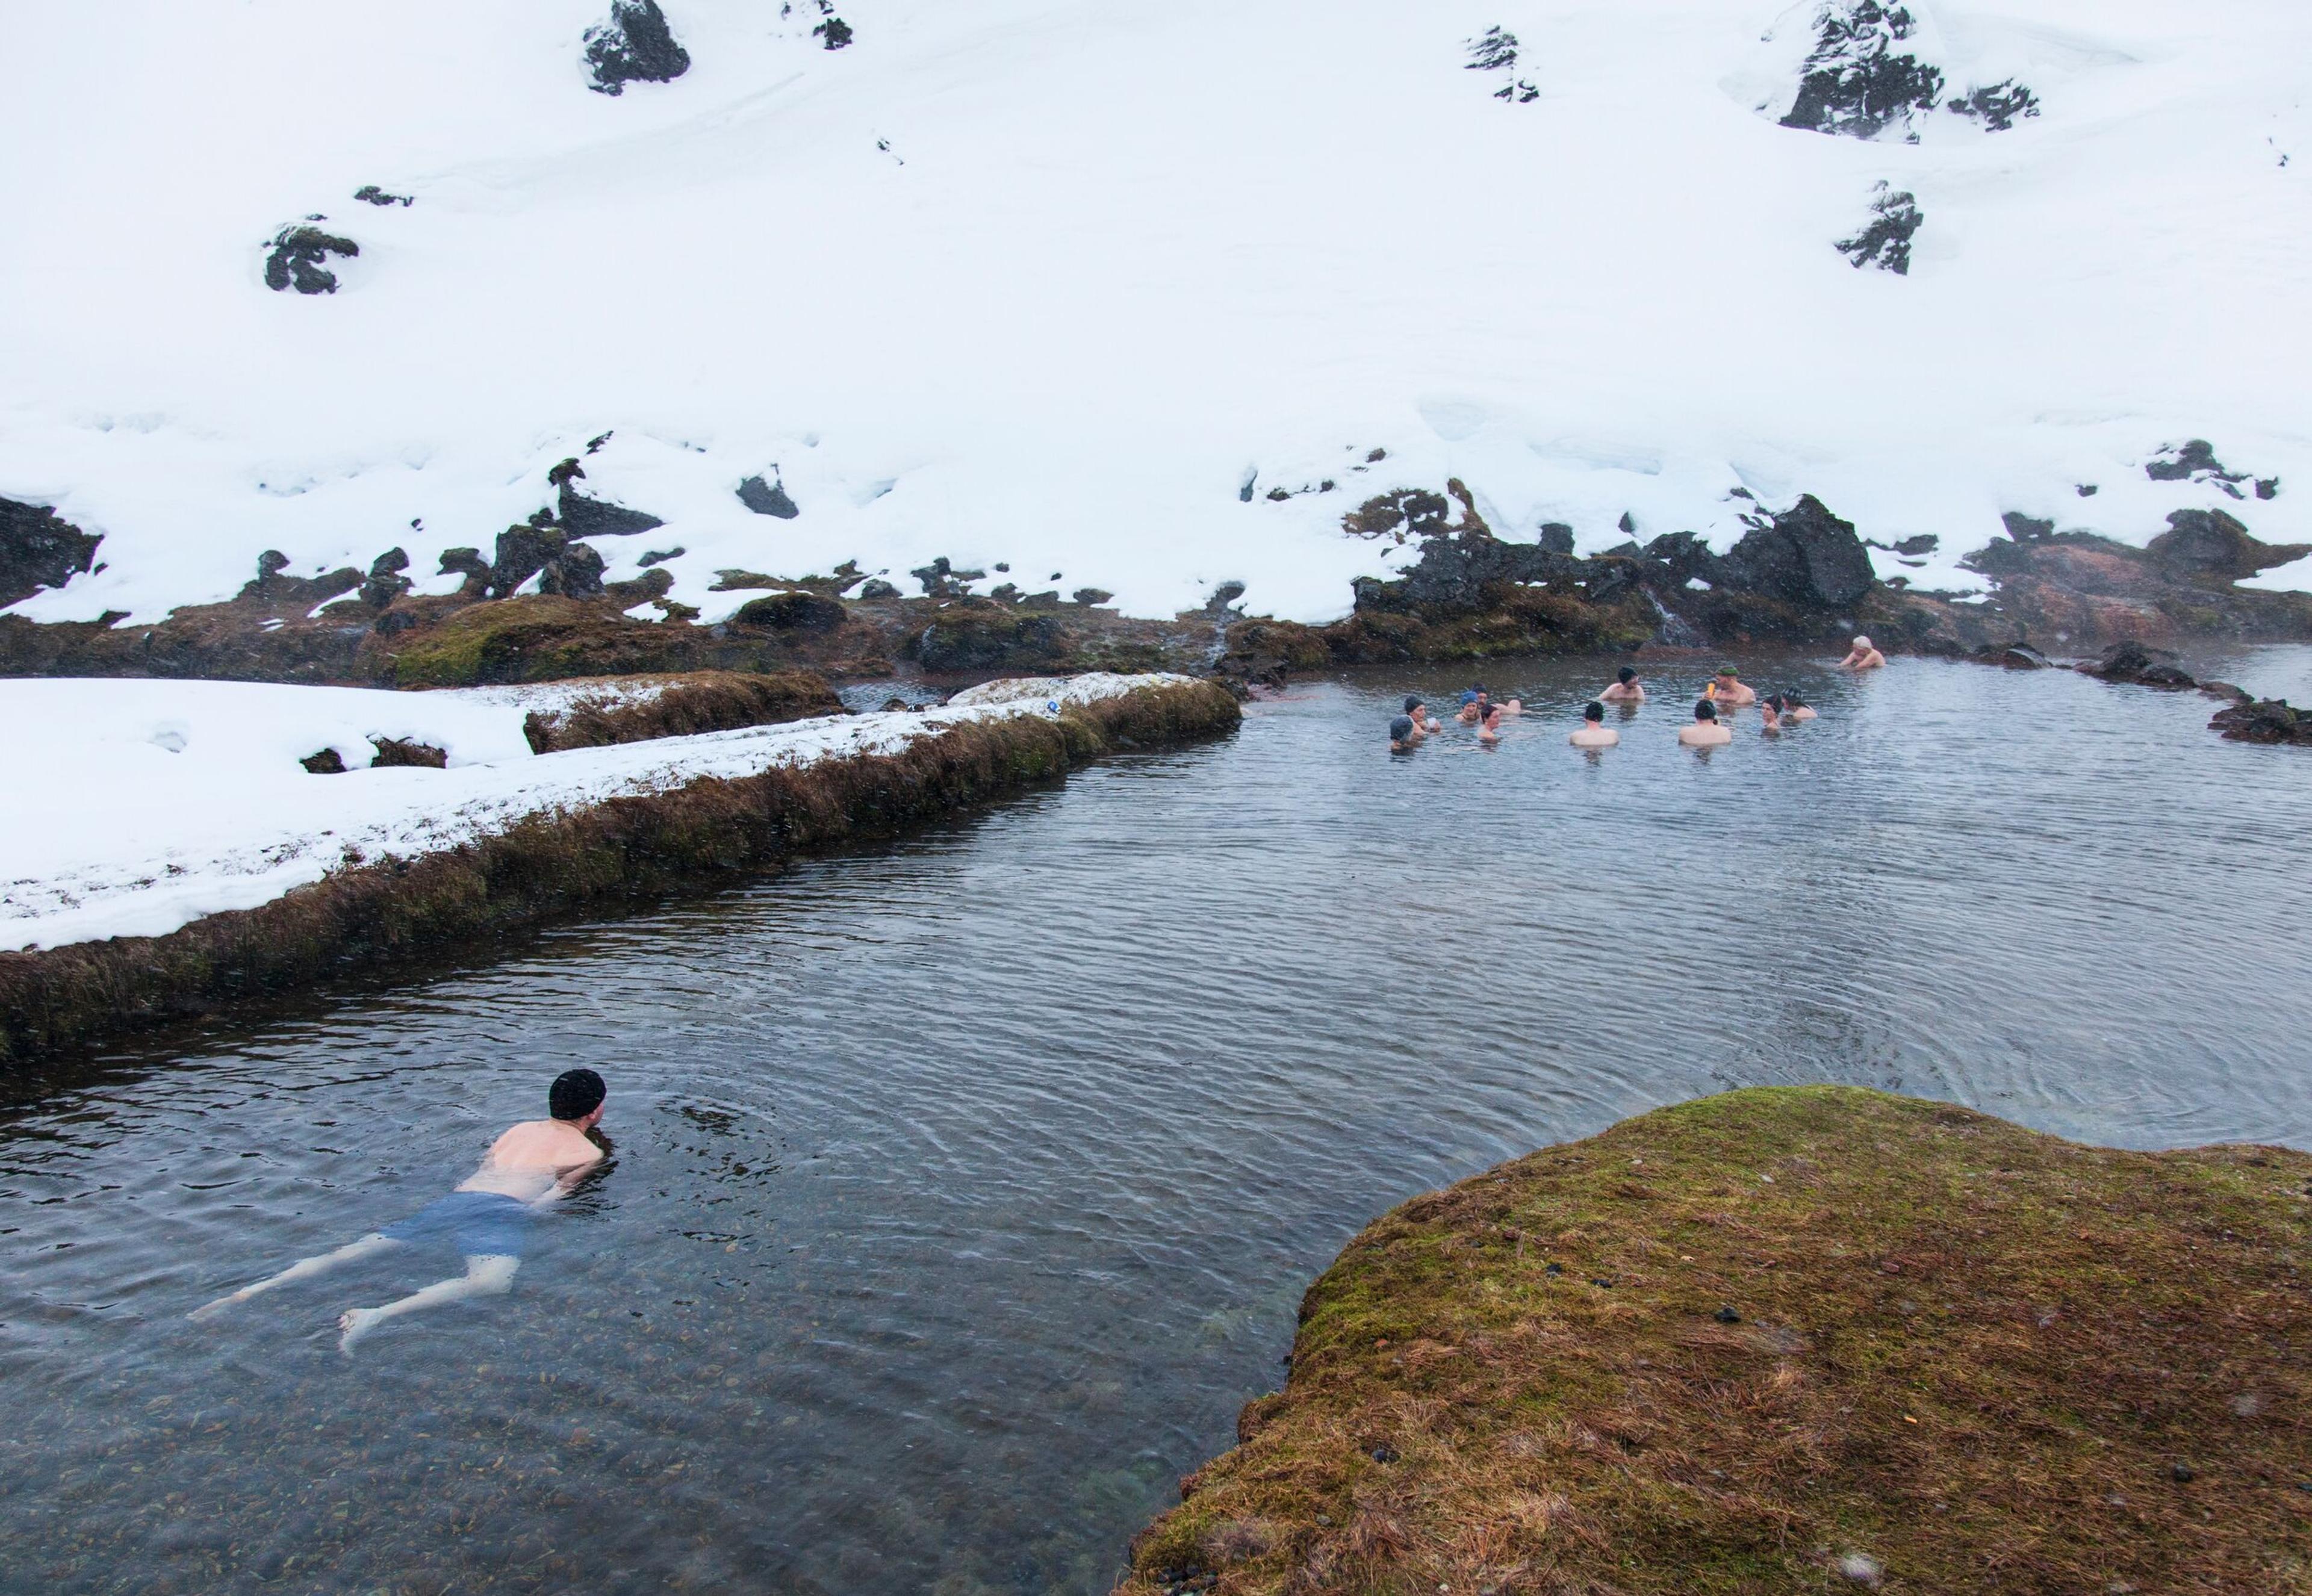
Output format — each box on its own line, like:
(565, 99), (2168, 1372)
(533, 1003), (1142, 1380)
(1703, 665), (1755, 707)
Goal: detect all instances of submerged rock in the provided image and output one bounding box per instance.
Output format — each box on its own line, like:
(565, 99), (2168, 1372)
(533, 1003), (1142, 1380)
(2082, 639), (2196, 688)
(0, 496), (102, 607)
(584, 0), (691, 94)
(2210, 697), (2312, 745)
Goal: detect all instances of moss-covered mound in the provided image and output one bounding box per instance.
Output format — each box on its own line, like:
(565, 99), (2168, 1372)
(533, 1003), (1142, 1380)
(519, 670), (843, 752)
(1123, 1088), (2311, 1596)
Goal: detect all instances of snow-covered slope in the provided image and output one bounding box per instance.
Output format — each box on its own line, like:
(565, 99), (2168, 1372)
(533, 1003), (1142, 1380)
(3, 0), (2306, 625)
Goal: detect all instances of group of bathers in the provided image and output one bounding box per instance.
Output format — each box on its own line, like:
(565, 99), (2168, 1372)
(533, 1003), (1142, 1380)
(1388, 665), (1818, 752)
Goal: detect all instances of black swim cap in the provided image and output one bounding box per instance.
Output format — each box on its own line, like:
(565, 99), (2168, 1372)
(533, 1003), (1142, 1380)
(1694, 700), (1717, 721)
(1403, 695), (1421, 713)
(1390, 715), (1414, 741)
(550, 1068), (606, 1121)
(1617, 666), (1636, 683)
(1583, 701), (1605, 721)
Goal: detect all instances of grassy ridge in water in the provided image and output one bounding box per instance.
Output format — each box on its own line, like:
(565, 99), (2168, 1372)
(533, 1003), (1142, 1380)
(1123, 1087), (2311, 1596)
(0, 680), (1239, 1064)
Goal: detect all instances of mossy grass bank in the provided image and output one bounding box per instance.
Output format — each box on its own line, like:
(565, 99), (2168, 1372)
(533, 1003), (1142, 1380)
(1124, 1087), (2310, 1596)
(517, 669), (844, 752)
(0, 680), (1238, 1066)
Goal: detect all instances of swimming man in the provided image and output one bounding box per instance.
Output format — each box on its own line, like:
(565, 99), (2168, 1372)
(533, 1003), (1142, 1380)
(190, 1068), (609, 1353)
(1679, 699), (1732, 747)
(1476, 701), (1506, 745)
(1569, 701), (1619, 748)
(1390, 714), (1419, 752)
(1402, 695), (1441, 734)
(1600, 666), (1644, 703)
(1839, 635), (1886, 669)
(1704, 666), (1756, 707)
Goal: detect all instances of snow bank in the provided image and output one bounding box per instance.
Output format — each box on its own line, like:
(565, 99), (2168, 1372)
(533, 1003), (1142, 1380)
(1, 0), (2306, 624)
(0, 672), (1177, 952)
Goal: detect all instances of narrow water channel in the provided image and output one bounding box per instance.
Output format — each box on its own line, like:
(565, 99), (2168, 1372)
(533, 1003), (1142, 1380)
(5, 651), (2310, 1595)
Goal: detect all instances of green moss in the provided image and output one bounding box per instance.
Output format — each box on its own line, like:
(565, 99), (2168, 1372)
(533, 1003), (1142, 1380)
(1124, 1087), (2312, 1595)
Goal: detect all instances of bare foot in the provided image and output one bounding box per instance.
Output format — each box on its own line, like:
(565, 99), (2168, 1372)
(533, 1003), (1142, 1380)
(188, 1292), (245, 1322)
(337, 1306), (385, 1354)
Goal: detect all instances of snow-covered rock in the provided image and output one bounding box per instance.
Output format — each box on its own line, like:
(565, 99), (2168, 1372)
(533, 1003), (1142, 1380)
(0, 0), (2305, 626)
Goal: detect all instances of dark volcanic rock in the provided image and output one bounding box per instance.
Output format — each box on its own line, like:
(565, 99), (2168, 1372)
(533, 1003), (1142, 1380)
(914, 606), (1073, 672)
(437, 547), (493, 597)
(370, 737), (448, 769)
(2146, 508), (2311, 582)
(353, 185), (413, 208)
(2210, 698), (2312, 745)
(736, 474), (801, 518)
(1720, 495), (1875, 609)
(358, 547), (412, 609)
(263, 223), (358, 294)
(2083, 639), (2196, 688)
(536, 540), (607, 600)
(0, 497), (102, 607)
(1780, 1), (1944, 141)
(1836, 182), (1922, 275)
(584, 0), (691, 95)
(489, 523), (568, 598)
(1947, 79), (2040, 131)
(548, 458), (664, 537)
(732, 591), (846, 632)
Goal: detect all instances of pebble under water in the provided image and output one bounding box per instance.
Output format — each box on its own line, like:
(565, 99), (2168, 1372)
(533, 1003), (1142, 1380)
(4, 650), (2311, 1595)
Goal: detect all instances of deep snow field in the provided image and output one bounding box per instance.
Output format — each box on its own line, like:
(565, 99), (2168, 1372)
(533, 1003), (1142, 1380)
(4, 0), (2308, 627)
(0, 672), (1184, 952)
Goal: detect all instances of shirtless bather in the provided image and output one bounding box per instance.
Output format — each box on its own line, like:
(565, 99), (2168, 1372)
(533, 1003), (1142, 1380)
(1679, 699), (1732, 747)
(1704, 666), (1756, 707)
(1569, 701), (1619, 748)
(191, 1069), (609, 1353)
(1402, 695), (1441, 734)
(1839, 635), (1886, 669)
(1600, 666), (1644, 703)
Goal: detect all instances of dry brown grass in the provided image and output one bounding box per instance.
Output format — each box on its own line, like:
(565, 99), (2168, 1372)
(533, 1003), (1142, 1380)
(1122, 1087), (2312, 1596)
(517, 669), (844, 752)
(0, 680), (1238, 1064)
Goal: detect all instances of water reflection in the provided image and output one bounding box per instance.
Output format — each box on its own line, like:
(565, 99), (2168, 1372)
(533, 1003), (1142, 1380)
(3, 650), (2310, 1594)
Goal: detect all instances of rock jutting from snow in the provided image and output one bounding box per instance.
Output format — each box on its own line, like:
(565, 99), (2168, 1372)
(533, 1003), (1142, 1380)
(1947, 79), (2040, 131)
(2145, 439), (2279, 500)
(736, 474), (801, 518)
(1836, 182), (1922, 275)
(262, 223), (358, 294)
(0, 497), (102, 608)
(535, 541), (607, 600)
(584, 0), (691, 94)
(1717, 494), (1877, 609)
(1780, 1), (1944, 142)
(352, 185), (413, 207)
(357, 547), (412, 609)
(547, 458), (665, 538)
(2145, 507), (2311, 581)
(1463, 25), (1537, 102)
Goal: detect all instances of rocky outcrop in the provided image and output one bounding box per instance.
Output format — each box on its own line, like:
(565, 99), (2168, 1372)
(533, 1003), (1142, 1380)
(1780, 2), (1944, 141)
(2210, 697), (2312, 745)
(583, 0), (691, 94)
(2078, 639), (2196, 688)
(1947, 79), (2039, 131)
(913, 603), (1074, 673)
(263, 223), (358, 294)
(1835, 182), (1921, 275)
(732, 591), (846, 632)
(2145, 508), (2309, 581)
(0, 496), (102, 607)
(736, 474), (801, 518)
(1464, 25), (1538, 102)
(548, 458), (664, 538)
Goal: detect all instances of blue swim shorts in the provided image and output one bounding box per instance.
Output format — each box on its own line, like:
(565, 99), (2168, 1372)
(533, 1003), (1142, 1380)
(379, 1190), (536, 1259)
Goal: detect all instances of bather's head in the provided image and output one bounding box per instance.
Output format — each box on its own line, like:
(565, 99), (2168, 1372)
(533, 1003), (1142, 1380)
(1617, 666), (1636, 685)
(1390, 714), (1415, 749)
(1583, 701), (1605, 723)
(550, 1068), (608, 1127)
(1694, 699), (1718, 722)
(1852, 635), (1872, 651)
(1403, 695), (1424, 715)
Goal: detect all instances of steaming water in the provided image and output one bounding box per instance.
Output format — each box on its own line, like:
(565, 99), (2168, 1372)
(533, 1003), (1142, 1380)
(4, 650), (2310, 1595)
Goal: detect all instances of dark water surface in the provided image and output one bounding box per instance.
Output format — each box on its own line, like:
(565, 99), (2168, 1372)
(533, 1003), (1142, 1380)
(5, 650), (2311, 1595)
